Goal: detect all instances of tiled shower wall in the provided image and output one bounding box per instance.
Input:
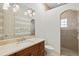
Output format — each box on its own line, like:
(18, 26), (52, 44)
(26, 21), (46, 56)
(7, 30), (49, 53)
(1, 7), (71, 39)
(77, 11), (79, 55)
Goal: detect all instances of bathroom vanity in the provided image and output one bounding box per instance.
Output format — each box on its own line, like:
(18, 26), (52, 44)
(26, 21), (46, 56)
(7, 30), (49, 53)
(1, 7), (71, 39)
(10, 41), (44, 56)
(0, 38), (45, 56)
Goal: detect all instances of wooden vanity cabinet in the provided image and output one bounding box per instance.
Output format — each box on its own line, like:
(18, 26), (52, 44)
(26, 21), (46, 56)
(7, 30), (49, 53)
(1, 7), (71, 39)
(32, 41), (44, 56)
(10, 41), (45, 56)
(15, 47), (32, 56)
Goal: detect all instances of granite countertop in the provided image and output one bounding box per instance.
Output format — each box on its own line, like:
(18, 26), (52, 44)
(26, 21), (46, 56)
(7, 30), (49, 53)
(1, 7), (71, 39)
(0, 38), (45, 56)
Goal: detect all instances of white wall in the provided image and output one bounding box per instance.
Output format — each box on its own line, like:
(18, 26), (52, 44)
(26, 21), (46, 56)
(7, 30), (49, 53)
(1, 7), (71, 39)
(30, 3), (79, 55)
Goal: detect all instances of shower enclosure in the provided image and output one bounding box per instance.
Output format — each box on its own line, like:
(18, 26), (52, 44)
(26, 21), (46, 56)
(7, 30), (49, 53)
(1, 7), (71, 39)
(60, 10), (78, 56)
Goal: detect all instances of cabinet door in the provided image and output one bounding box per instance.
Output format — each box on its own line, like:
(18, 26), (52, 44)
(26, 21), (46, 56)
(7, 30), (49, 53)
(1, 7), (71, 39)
(15, 47), (31, 56)
(9, 41), (45, 56)
(32, 41), (45, 56)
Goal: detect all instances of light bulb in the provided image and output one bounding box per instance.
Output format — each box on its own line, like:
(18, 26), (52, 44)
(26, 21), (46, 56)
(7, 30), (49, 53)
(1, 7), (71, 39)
(32, 12), (35, 16)
(13, 4), (20, 12)
(13, 8), (17, 12)
(27, 9), (32, 14)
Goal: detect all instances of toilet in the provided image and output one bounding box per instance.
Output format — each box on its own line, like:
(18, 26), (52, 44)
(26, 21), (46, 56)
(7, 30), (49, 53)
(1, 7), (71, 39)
(45, 45), (54, 56)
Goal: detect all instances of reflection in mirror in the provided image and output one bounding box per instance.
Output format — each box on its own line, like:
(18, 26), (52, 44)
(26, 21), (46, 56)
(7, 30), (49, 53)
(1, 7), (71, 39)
(31, 19), (35, 35)
(0, 8), (4, 40)
(15, 15), (32, 37)
(0, 3), (35, 41)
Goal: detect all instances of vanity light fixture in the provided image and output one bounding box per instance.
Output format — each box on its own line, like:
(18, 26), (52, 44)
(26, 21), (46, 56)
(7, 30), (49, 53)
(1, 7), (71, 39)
(25, 9), (36, 17)
(3, 3), (10, 10)
(13, 4), (20, 12)
(32, 12), (36, 16)
(27, 9), (32, 14)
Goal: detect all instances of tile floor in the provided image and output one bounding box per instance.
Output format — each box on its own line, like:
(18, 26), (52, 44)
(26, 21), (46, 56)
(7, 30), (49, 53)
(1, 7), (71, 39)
(61, 48), (77, 56)
(46, 48), (78, 56)
(45, 51), (60, 56)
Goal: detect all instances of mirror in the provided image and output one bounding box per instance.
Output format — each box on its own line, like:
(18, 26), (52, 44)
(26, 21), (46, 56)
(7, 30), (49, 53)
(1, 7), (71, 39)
(0, 3), (35, 40)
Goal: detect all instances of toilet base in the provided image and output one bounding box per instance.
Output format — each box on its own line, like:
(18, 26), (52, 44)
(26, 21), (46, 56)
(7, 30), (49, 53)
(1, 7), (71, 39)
(45, 50), (60, 56)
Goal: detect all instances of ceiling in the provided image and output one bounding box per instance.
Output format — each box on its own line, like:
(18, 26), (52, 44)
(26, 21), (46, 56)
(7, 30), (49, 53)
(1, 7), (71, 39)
(0, 3), (67, 11)
(44, 3), (66, 10)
